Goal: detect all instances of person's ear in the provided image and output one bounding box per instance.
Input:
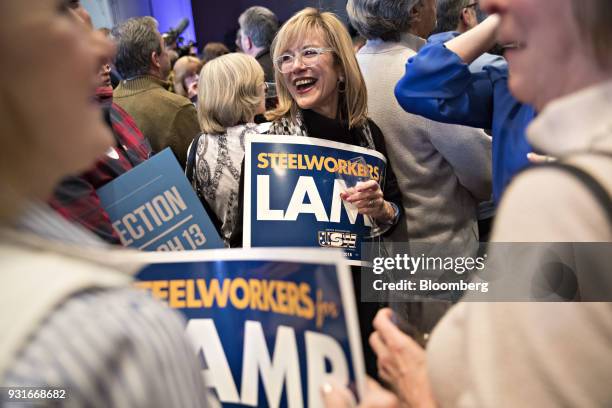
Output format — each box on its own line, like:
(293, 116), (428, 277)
(410, 3), (421, 23)
(241, 35), (252, 51)
(462, 7), (478, 29)
(151, 51), (161, 70)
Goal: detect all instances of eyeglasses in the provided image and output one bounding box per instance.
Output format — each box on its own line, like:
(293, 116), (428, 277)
(465, 1), (478, 8)
(274, 47), (334, 74)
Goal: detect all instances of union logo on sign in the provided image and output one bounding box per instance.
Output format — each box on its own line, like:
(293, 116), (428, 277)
(318, 231), (357, 248)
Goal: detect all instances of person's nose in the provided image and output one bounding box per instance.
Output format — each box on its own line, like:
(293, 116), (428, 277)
(290, 54), (307, 73)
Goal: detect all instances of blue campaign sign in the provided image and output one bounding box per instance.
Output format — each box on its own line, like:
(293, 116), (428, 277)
(243, 135), (387, 265)
(97, 148), (224, 251)
(133, 248), (365, 408)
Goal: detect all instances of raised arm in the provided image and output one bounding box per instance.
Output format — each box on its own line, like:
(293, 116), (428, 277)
(444, 15), (500, 64)
(395, 16), (505, 130)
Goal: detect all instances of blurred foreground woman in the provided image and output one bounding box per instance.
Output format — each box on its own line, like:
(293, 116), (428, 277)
(0, 2), (208, 406)
(326, 0), (612, 406)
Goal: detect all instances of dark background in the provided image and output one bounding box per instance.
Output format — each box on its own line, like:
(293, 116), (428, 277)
(101, 0), (349, 52)
(191, 0), (349, 50)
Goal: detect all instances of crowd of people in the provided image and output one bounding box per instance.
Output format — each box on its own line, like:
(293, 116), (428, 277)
(1, 0), (611, 406)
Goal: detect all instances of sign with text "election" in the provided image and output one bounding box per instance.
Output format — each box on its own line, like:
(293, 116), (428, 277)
(243, 135), (387, 265)
(134, 248), (365, 408)
(97, 148), (224, 251)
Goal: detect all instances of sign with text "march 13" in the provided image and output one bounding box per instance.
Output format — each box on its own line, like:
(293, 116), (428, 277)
(97, 148), (224, 251)
(243, 135), (387, 266)
(134, 248), (365, 408)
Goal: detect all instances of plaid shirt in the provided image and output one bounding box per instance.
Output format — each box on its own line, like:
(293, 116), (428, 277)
(49, 87), (152, 244)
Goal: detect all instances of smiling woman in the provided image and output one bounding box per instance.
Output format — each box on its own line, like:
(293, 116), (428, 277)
(267, 8), (367, 129)
(267, 8), (402, 230)
(266, 7), (404, 379)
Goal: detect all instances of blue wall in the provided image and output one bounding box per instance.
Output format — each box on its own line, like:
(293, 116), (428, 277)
(85, 0), (197, 44)
(107, 0), (151, 25)
(82, 0), (114, 29)
(150, 0), (197, 44)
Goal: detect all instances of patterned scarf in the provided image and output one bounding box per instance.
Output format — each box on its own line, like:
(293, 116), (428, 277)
(268, 110), (376, 150)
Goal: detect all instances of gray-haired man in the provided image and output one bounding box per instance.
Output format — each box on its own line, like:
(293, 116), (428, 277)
(112, 17), (200, 167)
(237, 6), (279, 82)
(433, 0), (486, 34)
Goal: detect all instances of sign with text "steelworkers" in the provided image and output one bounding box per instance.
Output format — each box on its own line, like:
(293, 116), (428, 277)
(97, 148), (224, 251)
(133, 248), (365, 408)
(243, 135), (387, 265)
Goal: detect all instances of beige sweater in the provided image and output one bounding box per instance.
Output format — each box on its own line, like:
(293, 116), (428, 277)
(357, 34), (492, 256)
(428, 82), (612, 407)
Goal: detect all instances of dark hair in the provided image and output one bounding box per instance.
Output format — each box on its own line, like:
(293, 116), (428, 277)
(432, 0), (471, 34)
(202, 42), (230, 64)
(238, 6), (279, 48)
(112, 17), (161, 78)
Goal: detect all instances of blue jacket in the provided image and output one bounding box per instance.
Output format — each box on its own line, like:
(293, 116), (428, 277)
(394, 32), (536, 203)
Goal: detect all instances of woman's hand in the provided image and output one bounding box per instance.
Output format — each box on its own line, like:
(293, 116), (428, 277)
(321, 377), (400, 408)
(340, 180), (395, 223)
(370, 308), (437, 408)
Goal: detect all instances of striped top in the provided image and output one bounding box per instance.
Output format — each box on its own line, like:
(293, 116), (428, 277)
(2, 203), (210, 407)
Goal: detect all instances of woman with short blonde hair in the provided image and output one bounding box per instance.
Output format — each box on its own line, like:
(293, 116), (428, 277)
(197, 53), (264, 134)
(188, 53), (266, 246)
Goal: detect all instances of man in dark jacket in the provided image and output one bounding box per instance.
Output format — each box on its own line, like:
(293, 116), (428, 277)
(237, 6), (278, 83)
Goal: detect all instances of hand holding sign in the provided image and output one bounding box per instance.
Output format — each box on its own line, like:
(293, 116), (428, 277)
(340, 180), (390, 220)
(370, 308), (436, 408)
(338, 157), (387, 238)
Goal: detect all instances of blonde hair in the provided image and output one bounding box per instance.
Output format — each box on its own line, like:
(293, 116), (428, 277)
(197, 53), (264, 134)
(266, 8), (368, 129)
(172, 56), (202, 97)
